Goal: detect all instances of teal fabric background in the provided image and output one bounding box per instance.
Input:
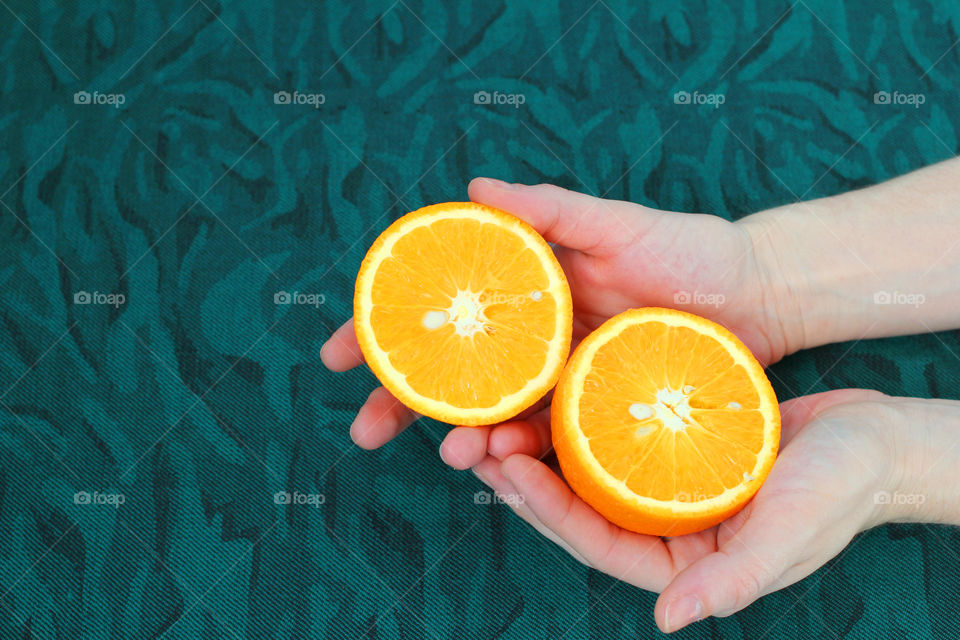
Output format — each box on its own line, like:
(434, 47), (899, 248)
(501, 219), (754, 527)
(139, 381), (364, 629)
(2, 1), (959, 638)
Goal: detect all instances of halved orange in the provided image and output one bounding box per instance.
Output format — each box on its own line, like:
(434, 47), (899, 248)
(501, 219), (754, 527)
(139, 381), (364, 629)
(354, 202), (573, 425)
(553, 307), (780, 536)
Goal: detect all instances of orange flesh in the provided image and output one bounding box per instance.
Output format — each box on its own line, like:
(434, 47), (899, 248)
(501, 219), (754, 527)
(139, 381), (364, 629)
(579, 322), (764, 501)
(553, 308), (780, 535)
(369, 220), (557, 408)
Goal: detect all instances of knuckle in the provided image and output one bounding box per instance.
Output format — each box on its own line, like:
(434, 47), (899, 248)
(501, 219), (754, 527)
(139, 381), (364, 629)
(721, 564), (773, 615)
(585, 526), (621, 571)
(733, 568), (765, 604)
(715, 551), (772, 615)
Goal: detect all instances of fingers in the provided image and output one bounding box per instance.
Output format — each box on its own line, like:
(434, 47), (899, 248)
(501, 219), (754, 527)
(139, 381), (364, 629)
(440, 405), (552, 470)
(350, 387), (419, 449)
(471, 456), (592, 566)
(500, 454), (673, 590)
(324, 321), (420, 449)
(438, 395), (553, 470)
(468, 178), (654, 255)
(320, 319), (364, 371)
(654, 500), (810, 633)
(487, 408), (552, 460)
(440, 426), (490, 469)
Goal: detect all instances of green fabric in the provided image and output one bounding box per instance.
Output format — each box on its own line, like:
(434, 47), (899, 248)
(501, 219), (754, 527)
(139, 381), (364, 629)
(2, 1), (959, 638)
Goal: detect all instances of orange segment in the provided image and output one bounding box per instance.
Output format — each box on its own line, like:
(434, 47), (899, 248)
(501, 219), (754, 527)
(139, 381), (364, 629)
(354, 202), (573, 425)
(552, 307), (780, 536)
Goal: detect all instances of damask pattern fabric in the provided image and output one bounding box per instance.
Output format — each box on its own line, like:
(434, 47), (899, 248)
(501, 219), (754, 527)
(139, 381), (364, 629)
(1, 1), (959, 638)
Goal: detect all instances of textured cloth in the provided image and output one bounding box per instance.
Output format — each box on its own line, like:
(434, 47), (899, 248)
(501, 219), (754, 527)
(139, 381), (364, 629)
(1, 1), (959, 638)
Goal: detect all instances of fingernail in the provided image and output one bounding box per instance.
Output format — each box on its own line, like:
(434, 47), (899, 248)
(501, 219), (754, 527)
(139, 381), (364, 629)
(318, 342), (331, 368)
(664, 595), (703, 632)
(479, 178), (516, 190)
(472, 468), (492, 487)
(439, 443), (451, 466)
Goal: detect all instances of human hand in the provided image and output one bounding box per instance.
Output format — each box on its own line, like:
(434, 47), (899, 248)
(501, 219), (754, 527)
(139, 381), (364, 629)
(321, 179), (800, 455)
(470, 388), (904, 632)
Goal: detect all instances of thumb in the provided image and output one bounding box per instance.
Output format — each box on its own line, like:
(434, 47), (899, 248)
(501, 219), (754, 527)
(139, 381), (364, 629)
(468, 178), (656, 254)
(654, 501), (811, 632)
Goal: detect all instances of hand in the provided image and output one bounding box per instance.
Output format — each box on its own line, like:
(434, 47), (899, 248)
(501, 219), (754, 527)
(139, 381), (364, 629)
(471, 389), (901, 633)
(321, 179), (799, 456)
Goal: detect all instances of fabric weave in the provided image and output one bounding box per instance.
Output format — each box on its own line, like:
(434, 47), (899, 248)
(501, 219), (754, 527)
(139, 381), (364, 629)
(1, 1), (958, 638)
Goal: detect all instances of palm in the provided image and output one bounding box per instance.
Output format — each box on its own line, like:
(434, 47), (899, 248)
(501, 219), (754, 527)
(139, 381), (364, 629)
(437, 181), (787, 467)
(476, 390), (889, 631)
(319, 182), (898, 631)
(320, 179), (792, 466)
(557, 206), (776, 365)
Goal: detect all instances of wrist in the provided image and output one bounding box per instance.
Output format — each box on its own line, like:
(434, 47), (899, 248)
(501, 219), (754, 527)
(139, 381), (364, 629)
(738, 197), (895, 355)
(872, 398), (960, 526)
(738, 209), (814, 359)
(739, 162), (960, 349)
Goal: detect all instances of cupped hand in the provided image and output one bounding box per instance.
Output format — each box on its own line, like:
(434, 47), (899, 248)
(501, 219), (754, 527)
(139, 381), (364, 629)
(470, 388), (900, 633)
(321, 179), (797, 461)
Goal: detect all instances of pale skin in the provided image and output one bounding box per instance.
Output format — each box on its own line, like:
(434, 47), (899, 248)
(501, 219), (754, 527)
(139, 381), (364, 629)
(321, 157), (960, 632)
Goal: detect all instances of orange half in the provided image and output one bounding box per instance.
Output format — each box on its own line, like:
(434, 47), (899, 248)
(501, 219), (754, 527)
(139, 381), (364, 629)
(553, 307), (780, 536)
(354, 202), (573, 425)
